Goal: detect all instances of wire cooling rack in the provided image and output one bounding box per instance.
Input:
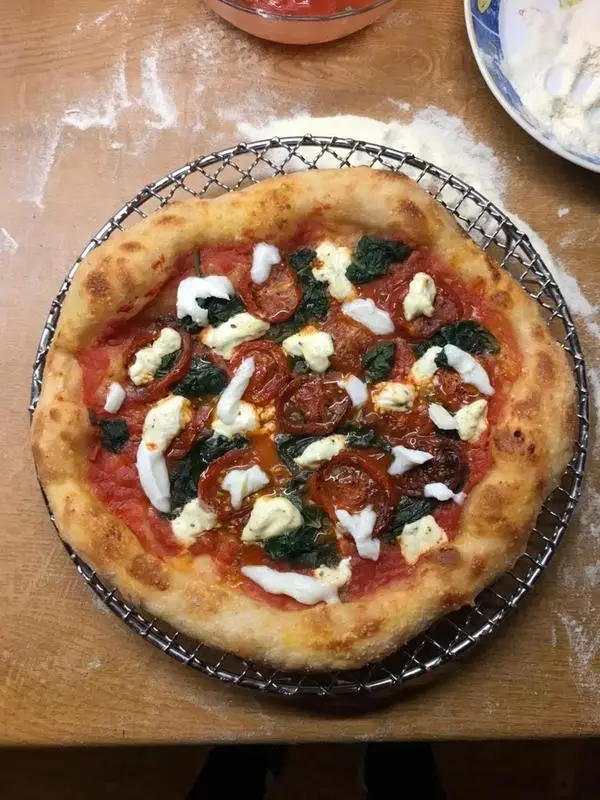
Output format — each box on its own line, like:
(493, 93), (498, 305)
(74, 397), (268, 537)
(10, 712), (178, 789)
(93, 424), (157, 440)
(30, 136), (589, 697)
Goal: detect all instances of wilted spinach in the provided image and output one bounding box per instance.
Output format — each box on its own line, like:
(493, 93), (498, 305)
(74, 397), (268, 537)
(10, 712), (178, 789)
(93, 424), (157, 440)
(339, 424), (392, 452)
(362, 341), (396, 382)
(154, 350), (179, 379)
(413, 321), (500, 359)
(98, 418), (129, 453)
(172, 356), (227, 398)
(382, 497), (439, 542)
(346, 236), (411, 284)
(276, 434), (321, 473)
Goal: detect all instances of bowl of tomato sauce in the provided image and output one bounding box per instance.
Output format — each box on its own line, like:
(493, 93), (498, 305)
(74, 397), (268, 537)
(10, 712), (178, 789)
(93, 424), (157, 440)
(204, 0), (399, 45)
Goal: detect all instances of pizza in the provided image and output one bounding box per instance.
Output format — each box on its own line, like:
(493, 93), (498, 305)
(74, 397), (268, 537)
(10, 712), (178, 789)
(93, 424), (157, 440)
(31, 168), (576, 670)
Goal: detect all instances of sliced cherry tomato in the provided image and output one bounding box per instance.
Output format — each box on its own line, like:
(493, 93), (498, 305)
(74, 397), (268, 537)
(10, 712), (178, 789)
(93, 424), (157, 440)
(323, 312), (376, 374)
(277, 375), (351, 435)
(312, 452), (392, 535)
(200, 244), (253, 290)
(239, 263), (302, 324)
(390, 338), (416, 381)
(124, 325), (193, 403)
(165, 404), (212, 467)
(433, 365), (486, 411)
(230, 341), (290, 405)
(198, 449), (260, 521)
(390, 435), (466, 497)
(364, 400), (434, 440)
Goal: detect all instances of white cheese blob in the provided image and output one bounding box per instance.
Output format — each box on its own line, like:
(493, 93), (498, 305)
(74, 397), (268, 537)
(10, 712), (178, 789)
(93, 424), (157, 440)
(216, 357), (255, 425)
(221, 464), (270, 510)
(136, 443), (171, 513)
(424, 482), (466, 506)
(103, 382), (126, 414)
(312, 241), (355, 301)
(176, 275), (234, 325)
(443, 344), (494, 396)
(211, 400), (259, 438)
(388, 445), (433, 476)
(202, 313), (269, 359)
(341, 298), (394, 335)
(282, 328), (334, 373)
(428, 400), (488, 443)
(315, 557), (352, 591)
(455, 399), (488, 443)
(335, 506), (380, 561)
(399, 515), (448, 565)
(403, 272), (437, 322)
(142, 395), (191, 453)
(372, 382), (415, 413)
(241, 557), (351, 606)
(251, 242), (280, 284)
(294, 435), (347, 468)
(337, 374), (368, 407)
(241, 495), (303, 542)
(128, 327), (182, 386)
(410, 346), (443, 386)
(171, 499), (217, 547)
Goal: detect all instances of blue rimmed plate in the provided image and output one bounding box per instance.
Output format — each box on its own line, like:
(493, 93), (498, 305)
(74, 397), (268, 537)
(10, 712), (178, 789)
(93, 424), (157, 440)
(464, 0), (600, 174)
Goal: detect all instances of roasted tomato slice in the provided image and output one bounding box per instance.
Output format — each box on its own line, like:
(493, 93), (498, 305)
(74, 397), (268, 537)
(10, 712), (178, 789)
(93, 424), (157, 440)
(277, 375), (351, 435)
(433, 366), (486, 411)
(390, 435), (466, 497)
(199, 244), (253, 290)
(239, 263), (302, 324)
(312, 452), (392, 535)
(123, 326), (193, 403)
(197, 449), (260, 522)
(323, 312), (376, 374)
(230, 340), (290, 405)
(165, 404), (212, 467)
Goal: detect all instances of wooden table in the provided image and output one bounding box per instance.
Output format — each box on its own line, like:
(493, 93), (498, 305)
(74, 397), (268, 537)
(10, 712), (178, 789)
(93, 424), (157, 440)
(1, 0), (599, 746)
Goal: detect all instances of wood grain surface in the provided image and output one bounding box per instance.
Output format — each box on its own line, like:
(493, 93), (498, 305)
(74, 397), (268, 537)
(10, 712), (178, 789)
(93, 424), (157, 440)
(1, 0), (599, 745)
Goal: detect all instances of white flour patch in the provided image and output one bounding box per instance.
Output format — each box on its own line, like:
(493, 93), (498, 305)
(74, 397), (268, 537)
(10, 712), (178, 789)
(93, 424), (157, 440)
(551, 624), (557, 648)
(17, 117), (62, 208)
(62, 54), (131, 132)
(0, 228), (18, 255)
(558, 206), (571, 218)
(141, 44), (179, 131)
(90, 593), (111, 615)
(76, 8), (116, 31)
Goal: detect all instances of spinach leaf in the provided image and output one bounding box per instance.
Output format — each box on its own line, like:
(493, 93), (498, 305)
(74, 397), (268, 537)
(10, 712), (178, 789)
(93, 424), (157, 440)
(264, 528), (339, 569)
(288, 248), (316, 277)
(282, 471), (313, 509)
(346, 236), (411, 284)
(382, 497), (439, 542)
(265, 251), (329, 343)
(172, 356), (227, 398)
(169, 434), (246, 511)
(179, 315), (202, 334)
(413, 321), (500, 359)
(362, 341), (396, 383)
(98, 418), (129, 453)
(263, 318), (300, 345)
(339, 424), (392, 452)
(276, 434), (321, 473)
(154, 350), (179, 379)
(201, 294), (245, 326)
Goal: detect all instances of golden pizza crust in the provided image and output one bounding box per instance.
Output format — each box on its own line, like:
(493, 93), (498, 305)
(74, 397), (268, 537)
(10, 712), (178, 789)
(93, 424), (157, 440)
(32, 168), (576, 670)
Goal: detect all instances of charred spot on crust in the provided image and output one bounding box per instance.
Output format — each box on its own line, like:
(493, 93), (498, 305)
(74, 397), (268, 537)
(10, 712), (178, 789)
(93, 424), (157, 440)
(536, 351), (556, 382)
(100, 525), (127, 561)
(49, 407), (61, 422)
(120, 240), (144, 253)
(84, 272), (111, 300)
(490, 290), (512, 309)
(154, 214), (186, 227)
(128, 554), (170, 591)
(494, 426), (535, 458)
(470, 555), (486, 578)
(485, 256), (503, 283)
(151, 255), (166, 271)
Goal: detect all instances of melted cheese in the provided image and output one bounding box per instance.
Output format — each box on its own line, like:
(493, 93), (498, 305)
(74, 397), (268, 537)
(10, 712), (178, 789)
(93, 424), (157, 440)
(388, 445), (433, 476)
(443, 344), (494, 396)
(337, 374), (368, 407)
(128, 327), (182, 386)
(241, 496), (303, 542)
(428, 399), (488, 442)
(202, 313), (269, 359)
(335, 506), (380, 561)
(215, 357), (254, 425)
(403, 272), (436, 321)
(372, 382), (415, 413)
(428, 402), (458, 431)
(176, 275), (234, 325)
(251, 242), (280, 284)
(399, 515), (448, 565)
(341, 298), (394, 335)
(410, 346), (442, 386)
(221, 465), (270, 510)
(171, 499), (217, 546)
(294, 435), (346, 468)
(241, 558), (351, 606)
(424, 482), (466, 505)
(211, 400), (259, 438)
(282, 327), (334, 373)
(104, 382), (126, 414)
(312, 241), (355, 301)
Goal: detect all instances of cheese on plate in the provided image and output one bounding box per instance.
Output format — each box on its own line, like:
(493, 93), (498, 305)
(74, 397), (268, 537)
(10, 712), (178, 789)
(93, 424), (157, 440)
(372, 382), (415, 413)
(337, 374), (368, 407)
(215, 357), (254, 425)
(403, 272), (436, 322)
(221, 464), (270, 509)
(443, 344), (494, 396)
(202, 313), (269, 359)
(171, 499), (217, 547)
(341, 298), (394, 335)
(241, 557), (351, 606)
(294, 435), (346, 468)
(399, 515), (448, 565)
(388, 445), (433, 476)
(128, 327), (182, 386)
(241, 495), (303, 542)
(176, 275), (234, 325)
(251, 242), (280, 284)
(312, 241), (355, 301)
(335, 506), (380, 561)
(211, 400), (259, 438)
(104, 382), (126, 414)
(424, 482), (466, 505)
(410, 346), (442, 386)
(282, 327), (334, 373)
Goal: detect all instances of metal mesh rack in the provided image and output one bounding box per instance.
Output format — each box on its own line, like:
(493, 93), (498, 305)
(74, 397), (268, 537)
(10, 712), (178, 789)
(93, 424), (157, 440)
(29, 136), (589, 697)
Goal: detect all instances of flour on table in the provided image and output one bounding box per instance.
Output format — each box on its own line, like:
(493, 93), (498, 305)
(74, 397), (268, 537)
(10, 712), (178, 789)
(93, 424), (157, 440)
(141, 44), (179, 131)
(0, 228), (18, 255)
(558, 206), (571, 217)
(501, 0), (600, 156)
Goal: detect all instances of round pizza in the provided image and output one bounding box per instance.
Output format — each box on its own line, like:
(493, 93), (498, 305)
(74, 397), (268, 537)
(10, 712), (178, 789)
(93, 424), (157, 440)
(31, 168), (576, 670)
